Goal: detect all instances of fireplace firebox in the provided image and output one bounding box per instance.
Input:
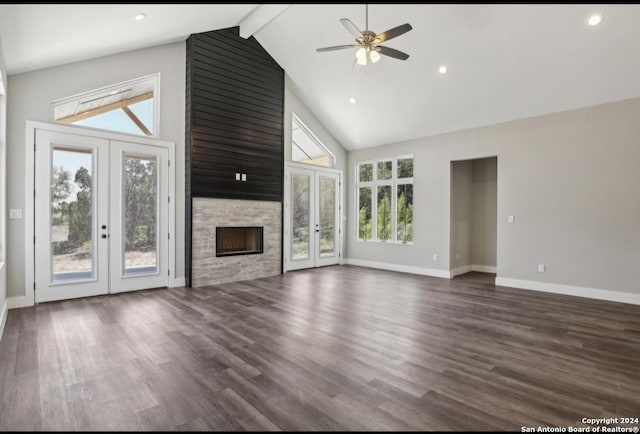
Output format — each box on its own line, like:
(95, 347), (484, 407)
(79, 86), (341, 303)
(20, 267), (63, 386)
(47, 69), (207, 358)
(216, 226), (264, 257)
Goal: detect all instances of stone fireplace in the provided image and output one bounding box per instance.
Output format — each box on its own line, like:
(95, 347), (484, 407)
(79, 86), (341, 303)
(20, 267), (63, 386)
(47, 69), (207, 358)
(191, 198), (281, 287)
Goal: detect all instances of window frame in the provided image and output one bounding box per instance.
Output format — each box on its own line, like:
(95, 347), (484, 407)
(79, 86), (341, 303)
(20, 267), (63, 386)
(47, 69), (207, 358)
(355, 154), (414, 244)
(51, 73), (160, 138)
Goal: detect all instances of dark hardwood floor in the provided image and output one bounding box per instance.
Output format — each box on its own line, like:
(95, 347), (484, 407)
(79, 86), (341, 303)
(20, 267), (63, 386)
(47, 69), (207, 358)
(1, 265), (639, 431)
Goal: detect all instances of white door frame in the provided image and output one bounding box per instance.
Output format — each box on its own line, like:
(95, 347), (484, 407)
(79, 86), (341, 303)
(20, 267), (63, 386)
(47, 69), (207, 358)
(24, 121), (177, 306)
(283, 162), (343, 272)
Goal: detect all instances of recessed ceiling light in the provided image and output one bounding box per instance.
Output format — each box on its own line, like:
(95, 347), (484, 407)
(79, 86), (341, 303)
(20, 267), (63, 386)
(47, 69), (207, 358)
(349, 97), (357, 104)
(588, 14), (603, 26)
(134, 13), (147, 21)
(438, 65), (448, 74)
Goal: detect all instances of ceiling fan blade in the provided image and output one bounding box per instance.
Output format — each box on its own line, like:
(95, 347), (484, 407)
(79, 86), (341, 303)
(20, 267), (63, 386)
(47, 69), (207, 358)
(375, 23), (412, 43)
(376, 46), (410, 61)
(317, 45), (358, 52)
(340, 18), (362, 39)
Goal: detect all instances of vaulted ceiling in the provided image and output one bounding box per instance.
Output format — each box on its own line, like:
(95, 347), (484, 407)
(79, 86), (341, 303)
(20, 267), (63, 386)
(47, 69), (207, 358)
(2, 4), (640, 151)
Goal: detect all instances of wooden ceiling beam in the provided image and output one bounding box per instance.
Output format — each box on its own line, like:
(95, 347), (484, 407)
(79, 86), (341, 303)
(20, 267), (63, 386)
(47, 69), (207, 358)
(58, 91), (153, 123)
(121, 106), (152, 136)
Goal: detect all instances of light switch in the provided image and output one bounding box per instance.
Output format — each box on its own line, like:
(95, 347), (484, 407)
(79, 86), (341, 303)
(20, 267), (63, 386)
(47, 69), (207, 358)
(235, 173), (240, 181)
(508, 215), (515, 224)
(433, 254), (438, 263)
(538, 264), (545, 273)
(9, 209), (23, 219)
(241, 174), (247, 182)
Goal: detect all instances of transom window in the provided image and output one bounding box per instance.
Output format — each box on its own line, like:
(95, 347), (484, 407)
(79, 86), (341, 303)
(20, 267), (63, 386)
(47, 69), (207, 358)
(52, 74), (159, 137)
(357, 156), (413, 243)
(292, 113), (334, 167)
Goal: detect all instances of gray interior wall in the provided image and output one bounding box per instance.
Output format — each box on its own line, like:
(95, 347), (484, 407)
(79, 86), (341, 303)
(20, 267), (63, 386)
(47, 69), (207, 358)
(6, 42), (186, 298)
(471, 157), (497, 267)
(347, 97), (640, 294)
(450, 160), (473, 270)
(284, 75), (346, 172)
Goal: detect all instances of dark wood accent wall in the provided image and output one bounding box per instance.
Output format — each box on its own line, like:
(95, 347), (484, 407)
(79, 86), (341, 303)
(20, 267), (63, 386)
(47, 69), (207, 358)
(185, 26), (284, 286)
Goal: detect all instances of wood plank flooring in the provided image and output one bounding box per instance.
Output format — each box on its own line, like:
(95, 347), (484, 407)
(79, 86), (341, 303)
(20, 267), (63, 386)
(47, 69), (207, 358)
(1, 266), (639, 431)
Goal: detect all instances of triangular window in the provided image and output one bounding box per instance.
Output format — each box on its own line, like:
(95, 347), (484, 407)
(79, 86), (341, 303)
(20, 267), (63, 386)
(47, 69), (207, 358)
(53, 74), (158, 137)
(292, 114), (334, 167)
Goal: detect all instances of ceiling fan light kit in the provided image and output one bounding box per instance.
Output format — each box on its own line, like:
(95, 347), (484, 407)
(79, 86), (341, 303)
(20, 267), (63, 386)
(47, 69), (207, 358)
(317, 4), (412, 66)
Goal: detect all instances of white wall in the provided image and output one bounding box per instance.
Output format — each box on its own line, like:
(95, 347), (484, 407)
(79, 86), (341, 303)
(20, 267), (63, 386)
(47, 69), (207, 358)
(347, 97), (640, 296)
(284, 75), (346, 172)
(471, 157), (497, 268)
(6, 42), (186, 299)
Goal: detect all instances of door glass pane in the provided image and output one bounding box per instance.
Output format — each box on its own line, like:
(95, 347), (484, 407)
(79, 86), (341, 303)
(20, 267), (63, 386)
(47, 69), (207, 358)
(397, 184), (413, 242)
(292, 173), (310, 260)
(51, 147), (94, 282)
(358, 187), (372, 240)
(123, 154), (158, 275)
(319, 176), (335, 257)
(377, 185), (392, 241)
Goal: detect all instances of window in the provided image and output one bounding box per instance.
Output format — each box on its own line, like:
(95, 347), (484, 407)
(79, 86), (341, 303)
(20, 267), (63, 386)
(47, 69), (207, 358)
(292, 113), (334, 167)
(52, 74), (159, 137)
(357, 156), (413, 243)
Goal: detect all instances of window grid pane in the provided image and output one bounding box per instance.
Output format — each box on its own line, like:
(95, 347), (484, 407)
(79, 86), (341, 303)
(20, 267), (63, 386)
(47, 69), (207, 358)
(359, 163), (373, 182)
(377, 186), (392, 241)
(397, 184), (413, 242)
(397, 158), (413, 178)
(358, 187), (372, 240)
(377, 161), (392, 180)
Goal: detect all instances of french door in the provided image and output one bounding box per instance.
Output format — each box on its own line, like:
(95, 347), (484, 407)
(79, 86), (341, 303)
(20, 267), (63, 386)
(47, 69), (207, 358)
(35, 129), (169, 303)
(285, 164), (341, 271)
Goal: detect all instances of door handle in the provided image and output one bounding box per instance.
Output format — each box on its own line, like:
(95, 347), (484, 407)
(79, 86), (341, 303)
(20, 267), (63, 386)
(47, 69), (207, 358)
(101, 225), (107, 230)
(101, 234), (109, 239)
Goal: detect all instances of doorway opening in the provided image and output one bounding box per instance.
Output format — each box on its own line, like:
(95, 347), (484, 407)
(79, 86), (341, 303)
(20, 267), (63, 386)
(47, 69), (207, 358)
(450, 156), (497, 281)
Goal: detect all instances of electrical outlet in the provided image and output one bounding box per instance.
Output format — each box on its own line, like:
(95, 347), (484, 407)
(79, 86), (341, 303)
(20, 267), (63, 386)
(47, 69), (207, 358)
(456, 253), (460, 261)
(508, 215), (515, 223)
(433, 254), (438, 263)
(538, 264), (545, 273)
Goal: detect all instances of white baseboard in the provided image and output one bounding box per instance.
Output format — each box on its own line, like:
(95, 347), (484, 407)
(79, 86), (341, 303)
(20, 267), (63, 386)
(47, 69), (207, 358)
(170, 277), (186, 288)
(451, 265), (497, 277)
(450, 265), (472, 277)
(0, 299), (8, 341)
(344, 258), (450, 279)
(7, 295), (34, 309)
(495, 277), (640, 306)
(472, 265), (497, 273)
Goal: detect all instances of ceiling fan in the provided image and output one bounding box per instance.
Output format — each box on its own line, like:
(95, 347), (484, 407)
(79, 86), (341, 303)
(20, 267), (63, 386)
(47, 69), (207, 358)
(316, 4), (412, 66)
